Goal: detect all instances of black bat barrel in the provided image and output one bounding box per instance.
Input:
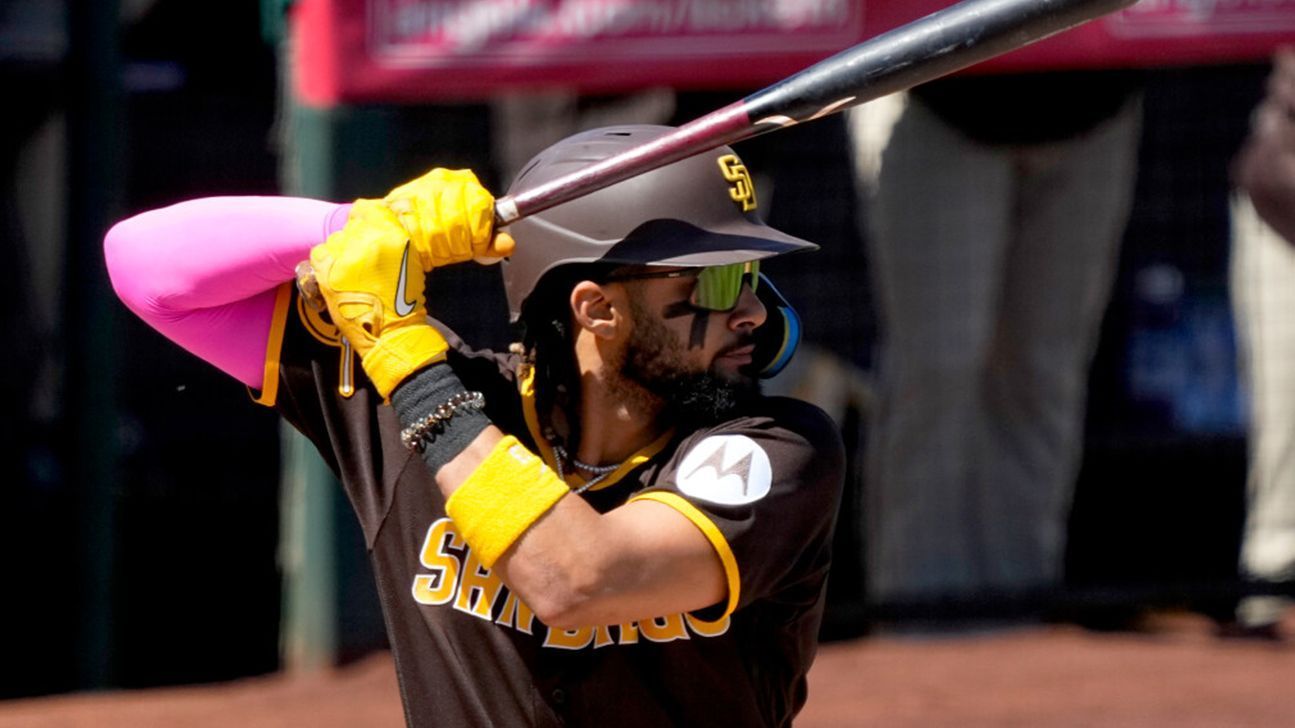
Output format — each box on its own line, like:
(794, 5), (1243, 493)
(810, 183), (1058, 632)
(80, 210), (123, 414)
(743, 0), (1136, 128)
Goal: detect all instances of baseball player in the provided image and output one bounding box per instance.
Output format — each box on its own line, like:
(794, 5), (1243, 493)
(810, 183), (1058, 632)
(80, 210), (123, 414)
(105, 125), (845, 727)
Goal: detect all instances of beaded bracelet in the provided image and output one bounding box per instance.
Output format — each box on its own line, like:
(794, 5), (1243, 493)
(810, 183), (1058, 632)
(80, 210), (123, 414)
(399, 390), (486, 451)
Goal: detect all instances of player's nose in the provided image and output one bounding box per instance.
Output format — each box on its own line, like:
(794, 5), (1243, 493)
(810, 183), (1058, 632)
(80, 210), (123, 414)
(727, 283), (766, 332)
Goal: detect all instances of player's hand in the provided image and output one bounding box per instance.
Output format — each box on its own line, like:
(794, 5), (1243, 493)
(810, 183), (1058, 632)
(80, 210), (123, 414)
(383, 168), (516, 268)
(309, 199), (448, 400)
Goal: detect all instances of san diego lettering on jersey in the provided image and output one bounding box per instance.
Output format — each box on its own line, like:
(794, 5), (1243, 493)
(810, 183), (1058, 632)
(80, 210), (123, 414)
(411, 517), (731, 649)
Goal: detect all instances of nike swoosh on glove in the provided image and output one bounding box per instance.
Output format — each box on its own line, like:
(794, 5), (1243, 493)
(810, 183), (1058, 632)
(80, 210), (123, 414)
(309, 200), (448, 400)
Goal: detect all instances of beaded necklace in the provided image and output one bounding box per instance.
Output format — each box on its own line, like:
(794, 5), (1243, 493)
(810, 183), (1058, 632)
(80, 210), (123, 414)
(551, 443), (622, 495)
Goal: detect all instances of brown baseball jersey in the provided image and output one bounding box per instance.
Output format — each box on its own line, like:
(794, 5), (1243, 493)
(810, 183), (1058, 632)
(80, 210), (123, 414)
(258, 283), (845, 728)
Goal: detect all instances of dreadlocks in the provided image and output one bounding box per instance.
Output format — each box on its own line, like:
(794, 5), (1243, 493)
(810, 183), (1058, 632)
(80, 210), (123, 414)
(514, 263), (618, 450)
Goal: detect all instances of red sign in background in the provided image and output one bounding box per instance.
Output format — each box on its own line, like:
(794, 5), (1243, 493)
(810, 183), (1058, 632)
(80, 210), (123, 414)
(292, 0), (1295, 105)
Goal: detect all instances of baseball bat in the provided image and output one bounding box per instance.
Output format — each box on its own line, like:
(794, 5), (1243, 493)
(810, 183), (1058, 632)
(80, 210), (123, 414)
(297, 0), (1135, 304)
(494, 0), (1136, 225)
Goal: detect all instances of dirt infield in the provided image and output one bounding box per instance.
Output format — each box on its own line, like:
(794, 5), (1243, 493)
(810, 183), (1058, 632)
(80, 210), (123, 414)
(2, 612), (1291, 728)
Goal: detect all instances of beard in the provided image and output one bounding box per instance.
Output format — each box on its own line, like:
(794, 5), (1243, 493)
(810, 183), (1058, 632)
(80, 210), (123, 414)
(615, 295), (760, 426)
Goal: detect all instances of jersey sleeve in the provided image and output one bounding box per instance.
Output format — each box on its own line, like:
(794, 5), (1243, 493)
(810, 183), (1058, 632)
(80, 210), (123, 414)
(630, 399), (845, 619)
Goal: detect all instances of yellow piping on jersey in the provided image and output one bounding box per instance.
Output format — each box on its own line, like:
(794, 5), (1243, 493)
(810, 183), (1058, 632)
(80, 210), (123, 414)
(518, 366), (675, 492)
(628, 491), (740, 621)
(250, 282), (293, 407)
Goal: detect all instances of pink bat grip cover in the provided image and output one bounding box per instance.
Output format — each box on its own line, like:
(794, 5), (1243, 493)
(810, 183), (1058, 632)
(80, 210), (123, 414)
(104, 197), (350, 390)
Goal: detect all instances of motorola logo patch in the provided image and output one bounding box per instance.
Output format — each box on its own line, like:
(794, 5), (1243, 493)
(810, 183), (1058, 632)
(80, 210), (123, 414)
(677, 435), (772, 505)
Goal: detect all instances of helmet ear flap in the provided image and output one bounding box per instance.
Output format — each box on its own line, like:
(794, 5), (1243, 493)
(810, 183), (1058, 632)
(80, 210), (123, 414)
(750, 274), (801, 379)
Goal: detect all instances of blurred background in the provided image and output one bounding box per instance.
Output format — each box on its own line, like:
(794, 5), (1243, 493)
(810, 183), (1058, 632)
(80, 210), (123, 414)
(2, 0), (1291, 702)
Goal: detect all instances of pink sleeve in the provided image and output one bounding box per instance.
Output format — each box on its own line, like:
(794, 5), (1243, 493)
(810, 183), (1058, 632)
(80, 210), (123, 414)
(104, 196), (351, 389)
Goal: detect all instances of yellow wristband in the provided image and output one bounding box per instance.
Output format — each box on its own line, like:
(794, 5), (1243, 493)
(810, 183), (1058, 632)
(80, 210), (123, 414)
(446, 435), (569, 568)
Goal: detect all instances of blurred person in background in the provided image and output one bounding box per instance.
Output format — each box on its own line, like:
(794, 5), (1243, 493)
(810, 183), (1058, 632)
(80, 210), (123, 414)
(1227, 46), (1295, 639)
(851, 71), (1143, 620)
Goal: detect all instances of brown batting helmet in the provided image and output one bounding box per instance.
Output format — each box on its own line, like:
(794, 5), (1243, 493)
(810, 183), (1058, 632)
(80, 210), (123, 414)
(499, 125), (818, 320)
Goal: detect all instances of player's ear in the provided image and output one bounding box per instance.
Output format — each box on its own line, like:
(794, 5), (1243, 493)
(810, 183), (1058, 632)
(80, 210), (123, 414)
(570, 280), (620, 340)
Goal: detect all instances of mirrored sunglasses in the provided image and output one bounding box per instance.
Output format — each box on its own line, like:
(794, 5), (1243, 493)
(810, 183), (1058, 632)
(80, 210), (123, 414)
(607, 261), (761, 311)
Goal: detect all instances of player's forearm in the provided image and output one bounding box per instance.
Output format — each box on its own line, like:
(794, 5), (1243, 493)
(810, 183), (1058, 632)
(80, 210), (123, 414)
(397, 392), (598, 621)
(494, 499), (640, 629)
(434, 429), (725, 629)
(433, 434), (620, 625)
(492, 497), (727, 629)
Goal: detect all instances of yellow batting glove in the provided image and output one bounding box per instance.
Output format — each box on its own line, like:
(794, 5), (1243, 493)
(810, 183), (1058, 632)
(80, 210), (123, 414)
(309, 199), (448, 400)
(383, 168), (516, 269)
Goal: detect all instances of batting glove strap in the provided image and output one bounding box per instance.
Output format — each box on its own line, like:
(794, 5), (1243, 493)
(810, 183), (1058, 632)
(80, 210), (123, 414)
(360, 325), (450, 400)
